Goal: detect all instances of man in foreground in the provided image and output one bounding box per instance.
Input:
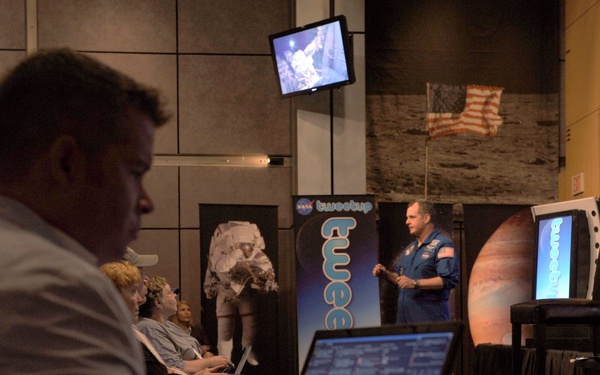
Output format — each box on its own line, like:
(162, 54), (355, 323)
(373, 200), (459, 323)
(0, 48), (169, 373)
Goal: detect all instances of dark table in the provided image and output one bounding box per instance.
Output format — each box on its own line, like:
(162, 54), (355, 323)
(474, 344), (595, 375)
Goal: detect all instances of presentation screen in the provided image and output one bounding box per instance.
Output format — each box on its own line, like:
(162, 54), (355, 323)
(533, 209), (589, 299)
(269, 15), (355, 98)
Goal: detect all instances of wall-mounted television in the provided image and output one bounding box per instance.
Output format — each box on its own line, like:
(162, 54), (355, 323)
(268, 15), (356, 98)
(532, 209), (590, 300)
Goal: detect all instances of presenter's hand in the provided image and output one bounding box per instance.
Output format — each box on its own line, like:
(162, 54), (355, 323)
(398, 275), (418, 289)
(372, 264), (385, 277)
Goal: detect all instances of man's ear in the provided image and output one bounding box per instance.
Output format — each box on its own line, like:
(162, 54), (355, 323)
(424, 213), (431, 224)
(48, 136), (81, 189)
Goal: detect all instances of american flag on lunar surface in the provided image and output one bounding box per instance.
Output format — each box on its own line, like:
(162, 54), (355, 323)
(426, 83), (504, 138)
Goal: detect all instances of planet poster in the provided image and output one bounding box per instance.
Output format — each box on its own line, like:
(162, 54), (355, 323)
(293, 195), (381, 372)
(464, 205), (534, 348)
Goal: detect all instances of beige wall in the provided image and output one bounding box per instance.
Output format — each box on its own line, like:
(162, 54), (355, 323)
(561, 0), (600, 200)
(0, 1), (365, 373)
(295, 2), (366, 195)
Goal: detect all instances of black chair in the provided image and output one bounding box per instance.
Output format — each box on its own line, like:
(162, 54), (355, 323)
(573, 357), (600, 374)
(510, 298), (600, 375)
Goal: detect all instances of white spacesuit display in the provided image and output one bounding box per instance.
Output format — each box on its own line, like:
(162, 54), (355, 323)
(203, 221), (279, 365)
(291, 49), (321, 90)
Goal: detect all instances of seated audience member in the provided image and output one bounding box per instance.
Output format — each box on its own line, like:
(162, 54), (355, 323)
(171, 300), (215, 358)
(101, 261), (224, 375)
(100, 261), (170, 375)
(138, 276), (233, 374)
(124, 247), (159, 304)
(0, 48), (169, 374)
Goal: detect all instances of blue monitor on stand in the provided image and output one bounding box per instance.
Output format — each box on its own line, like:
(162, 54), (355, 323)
(532, 209), (590, 300)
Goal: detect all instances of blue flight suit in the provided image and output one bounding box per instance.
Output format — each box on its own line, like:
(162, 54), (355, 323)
(394, 228), (459, 324)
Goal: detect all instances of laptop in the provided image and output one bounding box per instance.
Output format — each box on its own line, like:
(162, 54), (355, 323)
(222, 345), (252, 374)
(301, 322), (462, 375)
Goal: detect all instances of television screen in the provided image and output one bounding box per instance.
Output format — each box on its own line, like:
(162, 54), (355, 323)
(532, 209), (590, 300)
(269, 15), (356, 98)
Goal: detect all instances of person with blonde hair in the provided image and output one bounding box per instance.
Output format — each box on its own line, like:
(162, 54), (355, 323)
(138, 276), (233, 374)
(171, 300), (215, 358)
(100, 262), (223, 375)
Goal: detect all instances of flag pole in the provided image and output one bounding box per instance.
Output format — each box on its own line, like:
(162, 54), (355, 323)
(424, 83), (429, 200)
(425, 138), (428, 200)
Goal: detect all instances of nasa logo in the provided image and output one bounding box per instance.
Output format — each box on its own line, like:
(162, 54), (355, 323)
(296, 198), (314, 216)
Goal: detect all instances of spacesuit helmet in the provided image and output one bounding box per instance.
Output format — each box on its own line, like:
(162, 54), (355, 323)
(230, 224), (265, 256)
(230, 225), (254, 258)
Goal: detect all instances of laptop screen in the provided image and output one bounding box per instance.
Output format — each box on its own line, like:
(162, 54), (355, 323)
(301, 322), (462, 375)
(234, 345), (251, 374)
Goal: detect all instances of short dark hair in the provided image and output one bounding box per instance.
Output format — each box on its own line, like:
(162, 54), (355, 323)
(0, 48), (169, 178)
(408, 199), (436, 223)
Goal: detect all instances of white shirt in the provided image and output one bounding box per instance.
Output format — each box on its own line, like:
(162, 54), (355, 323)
(0, 196), (144, 374)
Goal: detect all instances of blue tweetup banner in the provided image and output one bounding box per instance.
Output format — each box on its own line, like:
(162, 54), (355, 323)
(293, 195), (381, 372)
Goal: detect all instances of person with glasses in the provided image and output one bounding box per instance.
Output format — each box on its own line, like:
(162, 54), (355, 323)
(138, 276), (233, 374)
